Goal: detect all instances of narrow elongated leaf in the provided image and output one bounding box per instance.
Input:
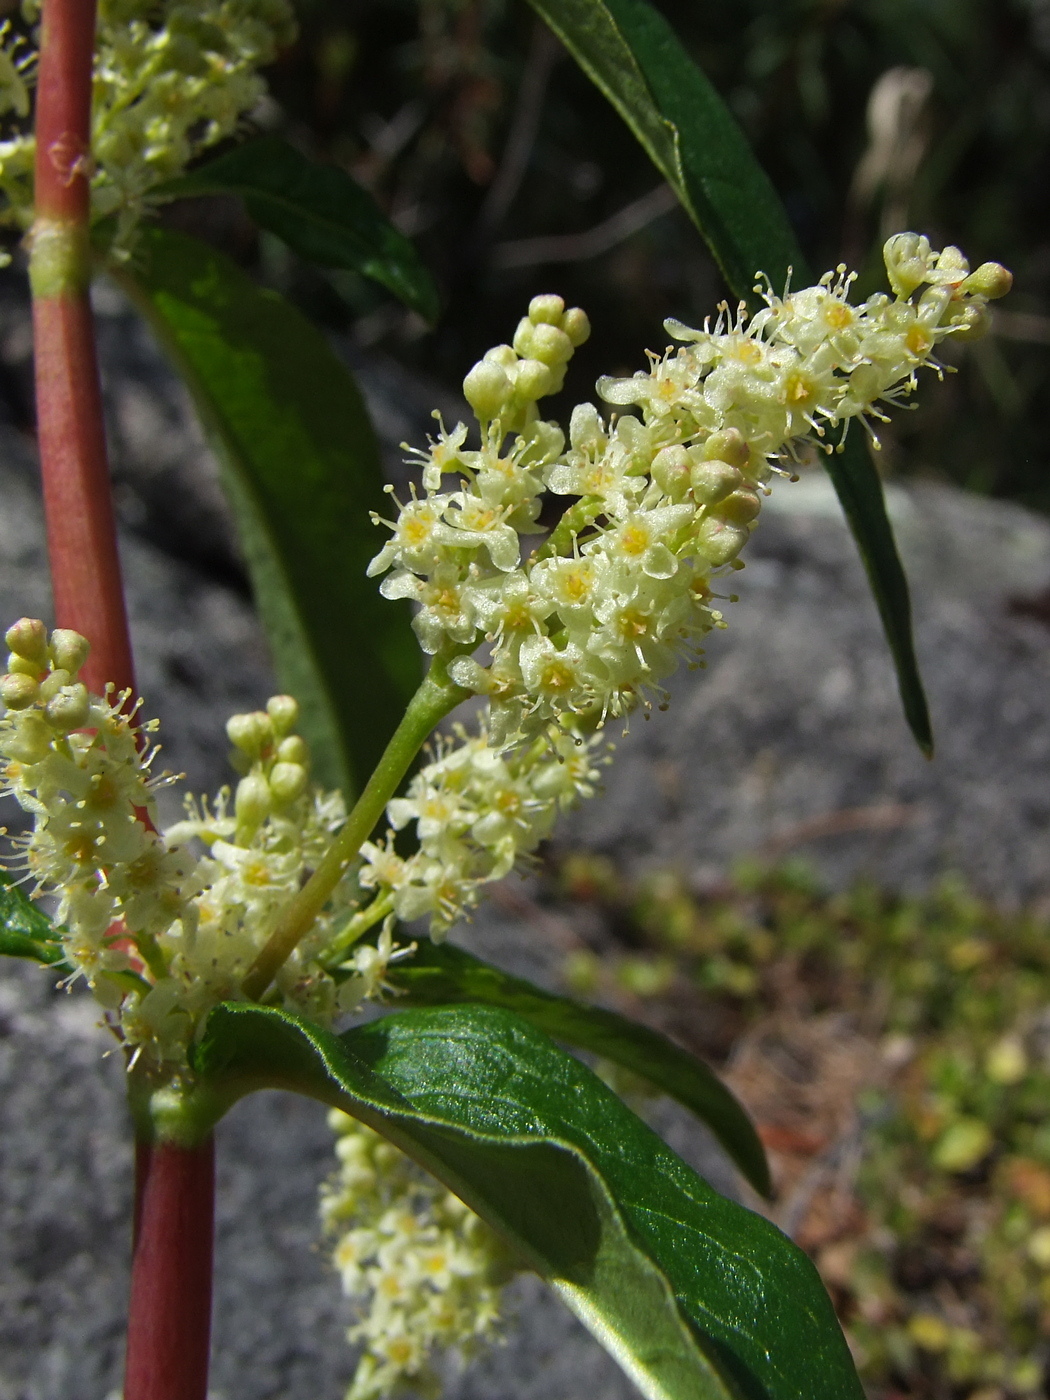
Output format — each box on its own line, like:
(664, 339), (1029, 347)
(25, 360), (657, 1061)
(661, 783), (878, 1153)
(116, 226), (420, 795)
(0, 871), (66, 966)
(154, 137), (439, 322)
(195, 1001), (863, 1400)
(526, 0), (798, 301)
(823, 435), (932, 753)
(527, 0), (932, 753)
(384, 938), (770, 1197)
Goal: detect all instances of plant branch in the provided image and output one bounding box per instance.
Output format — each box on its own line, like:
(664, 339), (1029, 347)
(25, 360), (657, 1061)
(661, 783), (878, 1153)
(242, 656), (467, 1000)
(29, 0), (135, 698)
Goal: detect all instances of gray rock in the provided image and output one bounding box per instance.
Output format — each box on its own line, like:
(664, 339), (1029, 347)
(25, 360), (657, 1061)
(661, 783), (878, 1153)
(566, 474), (1050, 903)
(3, 294), (1050, 1400)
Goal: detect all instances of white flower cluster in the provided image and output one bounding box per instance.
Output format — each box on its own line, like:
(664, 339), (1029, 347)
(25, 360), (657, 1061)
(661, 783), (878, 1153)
(0, 618), (604, 1057)
(0, 619), (369, 1063)
(321, 1110), (512, 1400)
(359, 722), (605, 939)
(0, 0), (296, 245)
(369, 238), (1011, 747)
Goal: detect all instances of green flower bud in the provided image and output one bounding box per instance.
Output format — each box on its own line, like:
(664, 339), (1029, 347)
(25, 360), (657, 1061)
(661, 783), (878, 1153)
(690, 459), (742, 506)
(5, 617), (49, 666)
(49, 628), (91, 678)
(6, 653), (41, 678)
(512, 358), (553, 402)
(266, 693), (300, 736)
(693, 516), (749, 566)
(484, 344), (517, 368)
(528, 293), (565, 325)
(463, 360), (512, 421)
(276, 734), (308, 765)
(235, 772), (272, 829)
(562, 307), (591, 347)
(699, 427), (749, 469)
(717, 489), (762, 526)
(38, 669), (71, 702)
(0, 671), (39, 709)
(226, 710), (273, 757)
(269, 760), (307, 802)
(960, 261), (1013, 300)
(525, 322), (573, 368)
(44, 683), (91, 733)
(512, 316), (537, 359)
(651, 445), (691, 501)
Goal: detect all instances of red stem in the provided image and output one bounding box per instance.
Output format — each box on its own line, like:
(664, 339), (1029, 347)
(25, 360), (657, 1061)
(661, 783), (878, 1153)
(124, 1140), (216, 1400)
(31, 0), (134, 697)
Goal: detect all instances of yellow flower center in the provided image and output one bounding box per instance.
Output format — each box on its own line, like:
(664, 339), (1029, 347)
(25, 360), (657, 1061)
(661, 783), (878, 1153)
(905, 323), (934, 357)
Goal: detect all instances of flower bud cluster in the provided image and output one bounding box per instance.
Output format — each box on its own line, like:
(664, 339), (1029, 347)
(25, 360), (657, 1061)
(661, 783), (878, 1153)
(0, 620), (196, 1007)
(159, 692), (355, 1037)
(0, 0), (296, 246)
(0, 621), (361, 1064)
(321, 1110), (511, 1400)
(359, 722), (605, 938)
(369, 238), (1010, 746)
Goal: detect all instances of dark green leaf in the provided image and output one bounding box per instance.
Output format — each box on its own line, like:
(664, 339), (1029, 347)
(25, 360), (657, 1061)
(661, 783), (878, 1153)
(195, 1001), (862, 1400)
(116, 226), (421, 796)
(528, 0), (932, 753)
(526, 0), (798, 303)
(823, 434), (932, 754)
(0, 871), (67, 966)
(384, 938), (770, 1197)
(154, 137), (439, 322)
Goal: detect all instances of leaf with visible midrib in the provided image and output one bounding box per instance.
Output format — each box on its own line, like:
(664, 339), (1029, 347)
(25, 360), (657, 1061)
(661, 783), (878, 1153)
(153, 137), (439, 322)
(116, 226), (421, 796)
(526, 0), (932, 755)
(195, 1001), (864, 1400)
(384, 937), (771, 1198)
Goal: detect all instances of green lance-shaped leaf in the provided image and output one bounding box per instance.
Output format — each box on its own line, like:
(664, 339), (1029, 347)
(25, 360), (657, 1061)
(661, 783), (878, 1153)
(194, 1001), (863, 1400)
(153, 137), (439, 323)
(0, 870), (66, 966)
(526, 0), (932, 754)
(116, 226), (421, 796)
(384, 938), (770, 1198)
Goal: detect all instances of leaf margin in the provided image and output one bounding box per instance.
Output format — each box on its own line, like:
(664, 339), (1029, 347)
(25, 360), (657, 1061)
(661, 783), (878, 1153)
(384, 936), (771, 1197)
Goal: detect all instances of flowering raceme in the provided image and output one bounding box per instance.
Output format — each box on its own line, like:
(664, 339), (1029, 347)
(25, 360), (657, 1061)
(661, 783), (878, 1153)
(369, 235), (1011, 749)
(0, 620), (360, 1060)
(0, 0), (296, 247)
(321, 1111), (512, 1400)
(0, 625), (605, 1061)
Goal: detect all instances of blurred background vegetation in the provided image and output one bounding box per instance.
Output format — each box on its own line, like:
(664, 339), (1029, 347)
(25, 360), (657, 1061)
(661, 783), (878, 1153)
(238, 0), (1050, 511)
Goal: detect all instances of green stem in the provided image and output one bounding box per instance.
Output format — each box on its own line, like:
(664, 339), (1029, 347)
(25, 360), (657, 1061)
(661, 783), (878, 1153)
(533, 496), (604, 561)
(241, 656), (467, 1000)
(317, 890), (396, 967)
(133, 929), (169, 983)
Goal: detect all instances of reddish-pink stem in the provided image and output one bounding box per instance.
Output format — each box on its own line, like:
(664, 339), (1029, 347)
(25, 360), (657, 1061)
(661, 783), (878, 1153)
(31, 0), (134, 697)
(124, 1140), (216, 1400)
